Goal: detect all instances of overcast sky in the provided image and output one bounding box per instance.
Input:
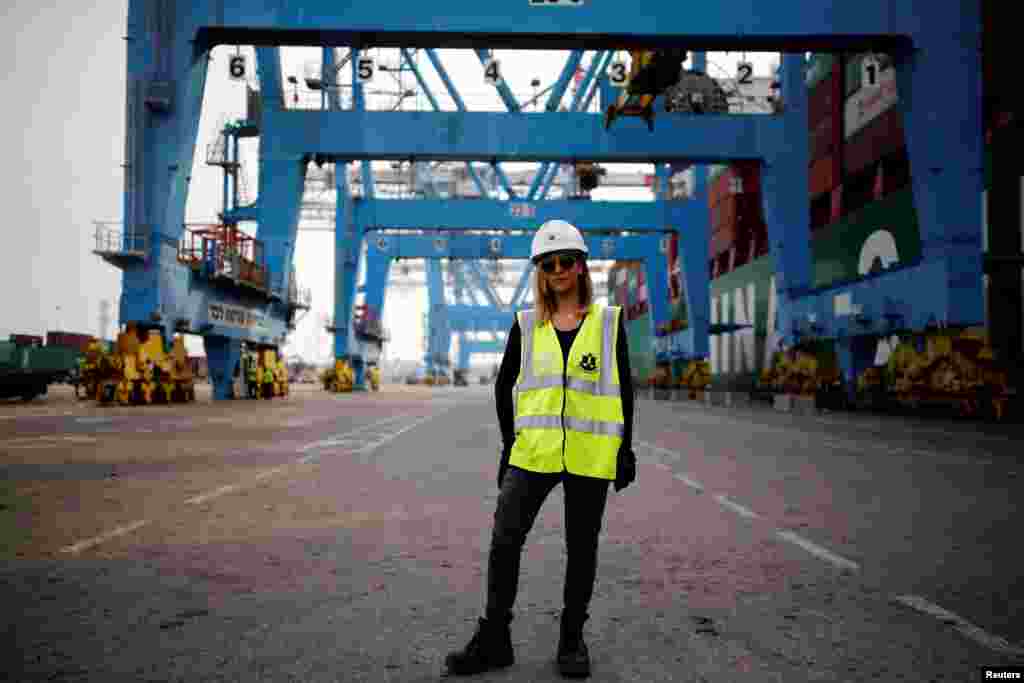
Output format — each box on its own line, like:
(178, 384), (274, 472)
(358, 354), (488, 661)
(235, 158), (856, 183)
(0, 3), (778, 364)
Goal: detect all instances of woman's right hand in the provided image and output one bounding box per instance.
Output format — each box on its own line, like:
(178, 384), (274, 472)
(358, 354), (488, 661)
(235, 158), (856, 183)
(497, 443), (513, 490)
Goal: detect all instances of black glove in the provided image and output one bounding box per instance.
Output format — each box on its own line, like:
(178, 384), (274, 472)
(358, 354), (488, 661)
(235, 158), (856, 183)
(614, 448), (636, 492)
(497, 443), (513, 491)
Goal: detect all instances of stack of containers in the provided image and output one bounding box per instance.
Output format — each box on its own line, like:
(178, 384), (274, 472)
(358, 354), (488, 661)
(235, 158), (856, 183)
(708, 160), (764, 277)
(807, 54), (843, 231)
(843, 53), (906, 203)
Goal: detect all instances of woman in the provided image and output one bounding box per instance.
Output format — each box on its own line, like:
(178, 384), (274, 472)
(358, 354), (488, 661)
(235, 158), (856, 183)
(446, 219), (637, 679)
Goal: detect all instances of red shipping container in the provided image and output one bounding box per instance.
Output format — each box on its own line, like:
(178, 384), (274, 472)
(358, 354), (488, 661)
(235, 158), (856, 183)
(830, 185), (843, 221)
(809, 153), (839, 198)
(808, 69), (836, 126)
(731, 160), (762, 196)
(10, 334), (43, 346)
(843, 106), (905, 176)
(809, 116), (837, 161)
(711, 225), (739, 258)
(46, 331), (94, 352)
(716, 194), (738, 231)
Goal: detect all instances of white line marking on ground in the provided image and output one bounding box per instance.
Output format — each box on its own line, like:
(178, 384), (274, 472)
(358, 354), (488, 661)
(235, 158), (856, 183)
(75, 417), (112, 424)
(776, 530), (859, 571)
(673, 473), (705, 492)
(184, 484), (242, 505)
(714, 494), (760, 519)
(59, 520), (151, 554)
(892, 594), (1024, 657)
(298, 414), (408, 453)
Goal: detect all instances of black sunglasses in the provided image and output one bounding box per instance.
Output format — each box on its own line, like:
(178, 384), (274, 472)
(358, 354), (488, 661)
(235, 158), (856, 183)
(539, 253), (579, 274)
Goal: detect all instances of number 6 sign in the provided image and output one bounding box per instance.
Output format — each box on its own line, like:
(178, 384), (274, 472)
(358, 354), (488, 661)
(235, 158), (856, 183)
(228, 54), (247, 81)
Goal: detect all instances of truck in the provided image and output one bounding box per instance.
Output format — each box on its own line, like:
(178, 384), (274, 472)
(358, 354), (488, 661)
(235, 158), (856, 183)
(0, 333), (90, 401)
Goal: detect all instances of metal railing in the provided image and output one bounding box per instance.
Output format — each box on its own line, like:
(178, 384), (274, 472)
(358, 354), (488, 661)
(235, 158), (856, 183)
(93, 222), (148, 255)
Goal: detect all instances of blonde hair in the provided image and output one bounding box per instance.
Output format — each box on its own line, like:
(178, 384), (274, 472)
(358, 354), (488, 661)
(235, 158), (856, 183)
(531, 256), (594, 327)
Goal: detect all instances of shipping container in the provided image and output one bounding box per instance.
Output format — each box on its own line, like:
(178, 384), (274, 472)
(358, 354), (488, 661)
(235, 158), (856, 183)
(809, 153), (840, 198)
(9, 334), (43, 347)
(46, 331), (94, 353)
(812, 188), (920, 289)
(843, 107), (905, 177)
(809, 116), (837, 161)
(732, 161), (762, 197)
(844, 52), (893, 98)
(810, 193), (832, 232)
(844, 62), (899, 140)
(830, 185), (844, 222)
(805, 53), (836, 89)
(808, 68), (836, 125)
(711, 225), (739, 258)
(625, 311), (654, 384)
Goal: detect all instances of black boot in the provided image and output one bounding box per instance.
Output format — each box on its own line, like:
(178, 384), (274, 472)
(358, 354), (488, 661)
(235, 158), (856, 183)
(444, 613), (514, 676)
(557, 610), (591, 678)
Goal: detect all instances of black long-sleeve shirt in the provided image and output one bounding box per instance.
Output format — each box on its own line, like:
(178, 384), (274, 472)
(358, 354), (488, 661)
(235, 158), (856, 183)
(495, 311), (634, 457)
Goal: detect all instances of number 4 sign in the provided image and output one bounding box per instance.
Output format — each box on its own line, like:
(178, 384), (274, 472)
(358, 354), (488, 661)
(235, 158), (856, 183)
(484, 59), (502, 85)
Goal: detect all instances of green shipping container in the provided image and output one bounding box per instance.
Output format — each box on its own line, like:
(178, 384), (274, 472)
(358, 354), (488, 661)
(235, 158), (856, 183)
(625, 313), (654, 383)
(812, 188), (921, 289)
(805, 53), (835, 88)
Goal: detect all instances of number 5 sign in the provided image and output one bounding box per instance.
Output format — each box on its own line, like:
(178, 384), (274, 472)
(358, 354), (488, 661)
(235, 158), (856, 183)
(356, 56), (375, 83)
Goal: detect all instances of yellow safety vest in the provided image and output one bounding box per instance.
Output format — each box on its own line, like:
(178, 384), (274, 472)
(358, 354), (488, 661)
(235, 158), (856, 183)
(511, 303), (623, 480)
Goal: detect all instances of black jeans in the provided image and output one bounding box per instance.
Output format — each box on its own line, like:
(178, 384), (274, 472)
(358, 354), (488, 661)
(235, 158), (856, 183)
(486, 465), (610, 621)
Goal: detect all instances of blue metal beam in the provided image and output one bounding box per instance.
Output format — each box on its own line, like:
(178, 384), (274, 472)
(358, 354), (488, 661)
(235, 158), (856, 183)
(351, 49), (375, 200)
(581, 51), (613, 112)
(353, 199), (676, 231)
(368, 231), (654, 261)
(491, 163), (516, 199)
(400, 49), (440, 112)
(262, 109), (785, 163)
(546, 50), (585, 112)
(334, 162), (358, 359)
(190, 1), (922, 52)
(569, 50), (606, 112)
(466, 261), (502, 309)
(424, 48), (467, 110)
(509, 264), (534, 309)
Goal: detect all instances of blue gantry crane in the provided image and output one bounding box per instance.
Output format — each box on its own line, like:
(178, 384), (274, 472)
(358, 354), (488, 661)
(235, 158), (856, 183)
(99, 1), (995, 402)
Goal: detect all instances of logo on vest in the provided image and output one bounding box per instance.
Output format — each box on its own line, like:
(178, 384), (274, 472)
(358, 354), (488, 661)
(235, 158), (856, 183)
(579, 353), (598, 373)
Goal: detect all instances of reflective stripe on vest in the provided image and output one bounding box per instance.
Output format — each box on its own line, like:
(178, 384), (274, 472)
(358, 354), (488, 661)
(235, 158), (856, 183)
(511, 303), (623, 479)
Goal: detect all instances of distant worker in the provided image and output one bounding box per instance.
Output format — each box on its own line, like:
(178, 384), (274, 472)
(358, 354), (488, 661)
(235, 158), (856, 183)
(445, 219), (637, 678)
(247, 359), (258, 399)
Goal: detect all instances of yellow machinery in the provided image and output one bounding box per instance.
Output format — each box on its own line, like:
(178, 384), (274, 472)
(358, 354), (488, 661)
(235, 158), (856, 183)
(322, 358), (354, 393)
(256, 349), (289, 399)
(679, 359), (712, 399)
(870, 328), (1013, 419)
(604, 49), (688, 131)
(91, 324), (195, 405)
(761, 346), (841, 396)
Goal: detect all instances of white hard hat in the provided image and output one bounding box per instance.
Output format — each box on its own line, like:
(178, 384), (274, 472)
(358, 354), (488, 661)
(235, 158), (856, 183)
(531, 219), (588, 262)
